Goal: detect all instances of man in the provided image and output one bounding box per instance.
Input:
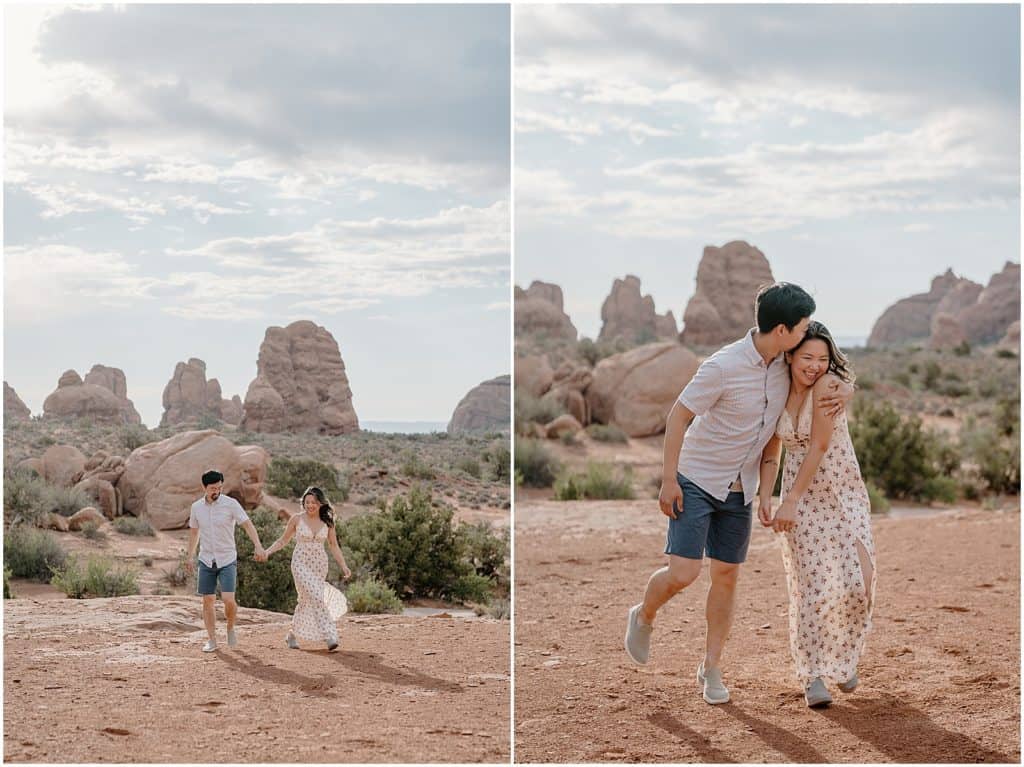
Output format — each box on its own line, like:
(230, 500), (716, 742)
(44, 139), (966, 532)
(624, 282), (852, 704)
(185, 470), (267, 652)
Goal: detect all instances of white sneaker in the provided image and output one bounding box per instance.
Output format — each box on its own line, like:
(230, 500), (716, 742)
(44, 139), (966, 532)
(202, 639), (217, 653)
(285, 632), (299, 650)
(697, 660), (730, 704)
(227, 628), (238, 647)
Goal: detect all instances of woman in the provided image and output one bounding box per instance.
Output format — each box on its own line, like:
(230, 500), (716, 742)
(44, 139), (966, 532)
(757, 321), (876, 708)
(264, 486), (352, 650)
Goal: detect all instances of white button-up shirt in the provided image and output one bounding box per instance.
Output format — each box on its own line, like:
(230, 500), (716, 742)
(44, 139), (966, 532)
(676, 328), (790, 505)
(188, 494), (250, 567)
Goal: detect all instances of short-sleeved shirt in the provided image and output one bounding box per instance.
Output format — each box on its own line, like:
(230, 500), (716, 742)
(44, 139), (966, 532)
(188, 494), (250, 568)
(676, 328), (790, 505)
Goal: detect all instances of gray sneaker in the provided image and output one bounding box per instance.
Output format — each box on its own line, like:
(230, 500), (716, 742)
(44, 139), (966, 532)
(285, 632), (299, 650)
(697, 661), (730, 704)
(837, 671), (858, 693)
(201, 639), (217, 653)
(624, 604), (652, 665)
(226, 628), (238, 647)
(805, 678), (833, 708)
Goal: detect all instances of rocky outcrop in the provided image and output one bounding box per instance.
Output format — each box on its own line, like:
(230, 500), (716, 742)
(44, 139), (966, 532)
(74, 451), (127, 519)
(119, 430), (269, 530)
(447, 375), (511, 435)
(516, 355), (554, 399)
(681, 242), (774, 346)
(67, 507), (106, 532)
(598, 275), (677, 345)
(928, 314), (968, 351)
(954, 262), (1020, 346)
(161, 358), (243, 427)
(868, 270), (980, 348)
(542, 362), (593, 426)
(514, 281), (578, 342)
(999, 321), (1020, 352)
(240, 321), (359, 435)
(42, 366), (142, 425)
(586, 342), (700, 437)
(4, 382), (31, 422)
(39, 445), (87, 488)
(544, 414), (583, 440)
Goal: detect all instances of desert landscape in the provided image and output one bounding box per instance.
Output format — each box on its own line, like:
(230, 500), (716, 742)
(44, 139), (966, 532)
(4, 319), (511, 763)
(513, 242), (1020, 762)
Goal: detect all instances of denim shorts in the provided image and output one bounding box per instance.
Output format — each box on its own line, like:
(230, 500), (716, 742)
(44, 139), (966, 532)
(665, 473), (753, 564)
(196, 560), (237, 596)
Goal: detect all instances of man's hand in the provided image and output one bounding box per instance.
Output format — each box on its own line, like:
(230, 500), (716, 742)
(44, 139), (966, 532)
(771, 499), (798, 534)
(254, 547), (268, 563)
(184, 557), (196, 575)
(659, 478), (683, 519)
(756, 497), (774, 527)
(817, 378), (854, 418)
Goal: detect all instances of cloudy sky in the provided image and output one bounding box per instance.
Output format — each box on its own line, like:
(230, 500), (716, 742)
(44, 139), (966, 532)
(5, 5), (510, 426)
(515, 5), (1020, 341)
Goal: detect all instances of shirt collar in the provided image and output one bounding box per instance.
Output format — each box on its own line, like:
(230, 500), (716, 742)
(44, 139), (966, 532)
(744, 327), (784, 368)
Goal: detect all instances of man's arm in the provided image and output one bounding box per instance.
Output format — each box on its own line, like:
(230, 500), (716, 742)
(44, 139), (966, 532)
(817, 377), (855, 418)
(240, 519), (266, 561)
(185, 527), (199, 574)
(659, 400), (695, 519)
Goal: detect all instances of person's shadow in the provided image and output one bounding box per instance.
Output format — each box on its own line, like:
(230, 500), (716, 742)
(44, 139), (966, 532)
(327, 650), (463, 694)
(819, 694), (1017, 763)
(217, 650), (338, 698)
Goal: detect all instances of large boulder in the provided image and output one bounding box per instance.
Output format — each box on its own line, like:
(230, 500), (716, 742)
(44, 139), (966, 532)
(447, 375), (511, 435)
(119, 430), (269, 530)
(4, 382), (31, 422)
(240, 321), (359, 435)
(514, 281), (578, 342)
(40, 444), (87, 488)
(515, 355), (554, 399)
(999, 321), (1020, 352)
(598, 275), (677, 345)
(74, 452), (128, 519)
(586, 342), (700, 437)
(161, 358), (243, 427)
(67, 507), (106, 532)
(542, 362), (593, 426)
(868, 269), (980, 348)
(42, 365), (142, 425)
(681, 242), (774, 346)
(954, 262), (1021, 346)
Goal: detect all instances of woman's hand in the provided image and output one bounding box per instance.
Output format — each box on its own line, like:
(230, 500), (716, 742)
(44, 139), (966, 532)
(771, 499), (798, 534)
(756, 497), (774, 527)
(342, 565), (352, 581)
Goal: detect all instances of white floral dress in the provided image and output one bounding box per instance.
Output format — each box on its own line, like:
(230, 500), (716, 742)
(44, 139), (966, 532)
(290, 516), (348, 646)
(776, 391), (876, 684)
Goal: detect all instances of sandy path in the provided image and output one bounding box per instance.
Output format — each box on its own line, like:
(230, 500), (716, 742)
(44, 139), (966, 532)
(514, 501), (1019, 763)
(4, 596), (509, 763)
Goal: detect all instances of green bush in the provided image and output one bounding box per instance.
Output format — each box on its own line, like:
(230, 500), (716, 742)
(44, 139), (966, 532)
(475, 598), (510, 619)
(455, 458), (482, 479)
(514, 439), (561, 488)
(483, 443), (511, 483)
(514, 390), (565, 429)
(458, 521), (510, 597)
(448, 573), (494, 604)
(995, 348), (1018, 359)
(81, 520), (107, 542)
(265, 457), (349, 501)
(560, 431), (581, 446)
(113, 516), (155, 537)
(865, 482), (890, 514)
(577, 337), (627, 366)
(51, 554), (140, 598)
(122, 424), (156, 451)
(953, 341), (972, 357)
(919, 475), (959, 504)
(345, 576), (403, 614)
(3, 568), (12, 599)
(922, 360), (942, 390)
(401, 452), (437, 480)
(586, 423), (629, 443)
(4, 526), (67, 581)
(3, 469), (49, 526)
(554, 462), (635, 501)
(43, 485), (94, 518)
(961, 423), (1021, 495)
(234, 507), (297, 614)
(163, 549), (195, 589)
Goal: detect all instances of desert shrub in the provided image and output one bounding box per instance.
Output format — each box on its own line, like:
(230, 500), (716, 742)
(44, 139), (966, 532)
(400, 452), (437, 480)
(163, 549), (195, 589)
(234, 507), (296, 613)
(475, 598), (510, 619)
(43, 485), (94, 518)
(865, 482), (890, 514)
(458, 521), (509, 597)
(514, 390), (565, 429)
(961, 423), (1021, 495)
(3, 469), (49, 526)
(995, 396), (1020, 438)
(952, 341), (971, 357)
(143, 557), (154, 568)
(560, 431), (581, 446)
(578, 337), (628, 366)
(483, 443), (510, 483)
(197, 414), (222, 430)
(265, 457), (349, 501)
(342, 487), (490, 603)
(3, 568), (12, 599)
(919, 476), (959, 504)
(995, 348), (1017, 359)
(456, 458), (482, 479)
(554, 462), (635, 501)
(122, 424), (156, 452)
(3, 526), (67, 581)
(50, 554), (139, 598)
(922, 360), (942, 390)
(80, 521), (107, 542)
(514, 439), (560, 488)
(345, 576), (403, 614)
(937, 380), (970, 398)
(586, 423), (629, 443)
(448, 573), (494, 604)
(849, 400), (948, 502)
(113, 516), (155, 537)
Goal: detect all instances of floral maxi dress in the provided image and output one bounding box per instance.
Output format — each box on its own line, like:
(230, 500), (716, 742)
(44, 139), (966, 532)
(290, 516), (348, 646)
(776, 392), (877, 684)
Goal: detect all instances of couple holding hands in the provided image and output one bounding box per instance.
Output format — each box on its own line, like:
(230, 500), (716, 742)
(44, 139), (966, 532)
(185, 470), (351, 653)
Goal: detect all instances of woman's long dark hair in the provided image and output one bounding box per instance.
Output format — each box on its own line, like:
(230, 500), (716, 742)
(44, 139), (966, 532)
(790, 321), (856, 384)
(301, 486), (334, 528)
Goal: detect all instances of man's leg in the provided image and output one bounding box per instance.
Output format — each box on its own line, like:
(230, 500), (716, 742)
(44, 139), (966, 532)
(223, 593), (237, 631)
(202, 594), (217, 641)
(640, 555), (702, 625)
(704, 558), (740, 670)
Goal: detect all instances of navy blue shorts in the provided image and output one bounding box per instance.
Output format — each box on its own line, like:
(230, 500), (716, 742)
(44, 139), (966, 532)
(196, 560), (237, 596)
(665, 473), (752, 564)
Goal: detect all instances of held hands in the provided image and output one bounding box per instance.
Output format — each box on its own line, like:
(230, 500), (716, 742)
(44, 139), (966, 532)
(771, 499), (797, 534)
(658, 478), (683, 519)
(756, 497), (774, 528)
(253, 546), (269, 563)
